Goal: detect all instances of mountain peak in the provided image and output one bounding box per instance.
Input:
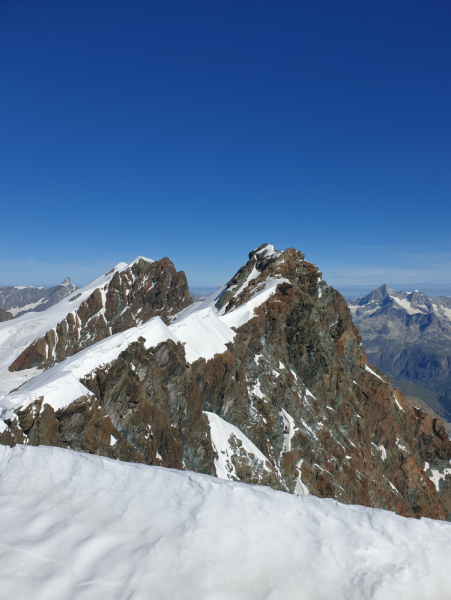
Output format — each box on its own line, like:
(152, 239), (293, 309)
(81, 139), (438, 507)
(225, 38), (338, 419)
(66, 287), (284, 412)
(356, 283), (392, 306)
(124, 256), (155, 270)
(2, 245), (451, 525)
(248, 243), (280, 261)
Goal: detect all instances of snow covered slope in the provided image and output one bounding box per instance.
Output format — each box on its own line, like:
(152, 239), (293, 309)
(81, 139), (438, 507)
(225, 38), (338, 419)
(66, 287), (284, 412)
(1, 444), (451, 600)
(0, 309), (237, 419)
(0, 316), (179, 418)
(0, 262), (128, 394)
(169, 307), (235, 363)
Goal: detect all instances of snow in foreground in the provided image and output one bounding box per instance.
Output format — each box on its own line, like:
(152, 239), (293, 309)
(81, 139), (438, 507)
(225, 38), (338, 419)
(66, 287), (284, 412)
(1, 446), (451, 600)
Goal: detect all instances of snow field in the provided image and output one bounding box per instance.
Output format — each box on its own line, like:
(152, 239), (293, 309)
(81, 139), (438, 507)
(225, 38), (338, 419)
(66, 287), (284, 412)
(169, 307), (235, 363)
(1, 445), (451, 600)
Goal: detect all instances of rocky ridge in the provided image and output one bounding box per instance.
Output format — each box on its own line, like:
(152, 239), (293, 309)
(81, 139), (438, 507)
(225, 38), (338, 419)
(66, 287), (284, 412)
(2, 245), (451, 520)
(8, 257), (192, 374)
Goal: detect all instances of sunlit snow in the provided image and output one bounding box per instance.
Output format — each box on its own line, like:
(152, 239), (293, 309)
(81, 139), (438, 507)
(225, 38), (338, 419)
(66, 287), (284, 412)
(205, 411), (270, 480)
(1, 445), (451, 600)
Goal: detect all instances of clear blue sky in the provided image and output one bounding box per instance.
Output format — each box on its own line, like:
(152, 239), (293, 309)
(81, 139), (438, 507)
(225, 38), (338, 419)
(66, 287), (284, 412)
(1, 0), (450, 296)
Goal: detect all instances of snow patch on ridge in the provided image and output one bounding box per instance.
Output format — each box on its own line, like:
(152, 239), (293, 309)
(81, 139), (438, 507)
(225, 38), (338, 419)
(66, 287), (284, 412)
(365, 364), (386, 383)
(205, 411), (270, 481)
(378, 445), (387, 461)
(394, 398), (405, 412)
(119, 256), (155, 270)
(221, 277), (290, 329)
(169, 307), (234, 363)
(294, 458), (309, 496)
(429, 467), (451, 492)
(280, 408), (297, 452)
(225, 265), (261, 304)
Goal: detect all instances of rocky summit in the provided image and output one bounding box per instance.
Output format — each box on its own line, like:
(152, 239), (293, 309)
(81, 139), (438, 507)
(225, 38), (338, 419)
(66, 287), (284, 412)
(1, 244), (451, 521)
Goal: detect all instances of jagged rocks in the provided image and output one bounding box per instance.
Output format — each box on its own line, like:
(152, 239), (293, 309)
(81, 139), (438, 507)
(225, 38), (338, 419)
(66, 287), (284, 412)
(1, 338), (217, 474)
(8, 257), (192, 373)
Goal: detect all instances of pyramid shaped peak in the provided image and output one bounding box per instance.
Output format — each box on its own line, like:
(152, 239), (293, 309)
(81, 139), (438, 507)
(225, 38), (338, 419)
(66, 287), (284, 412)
(357, 284), (393, 306)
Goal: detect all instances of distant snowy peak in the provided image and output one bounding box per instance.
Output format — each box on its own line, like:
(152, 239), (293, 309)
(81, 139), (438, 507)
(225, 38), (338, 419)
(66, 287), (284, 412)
(0, 278), (77, 318)
(348, 284), (451, 319)
(347, 284), (451, 423)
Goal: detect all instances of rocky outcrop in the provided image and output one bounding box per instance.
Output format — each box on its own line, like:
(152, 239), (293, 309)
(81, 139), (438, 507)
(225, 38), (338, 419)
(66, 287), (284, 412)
(404, 393), (451, 436)
(3, 245), (451, 521)
(1, 337), (216, 476)
(0, 277), (77, 317)
(0, 308), (13, 322)
(8, 257), (192, 373)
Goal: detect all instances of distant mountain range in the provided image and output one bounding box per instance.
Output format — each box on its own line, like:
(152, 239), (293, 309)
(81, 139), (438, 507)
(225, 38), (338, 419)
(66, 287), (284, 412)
(0, 278), (77, 319)
(347, 284), (451, 421)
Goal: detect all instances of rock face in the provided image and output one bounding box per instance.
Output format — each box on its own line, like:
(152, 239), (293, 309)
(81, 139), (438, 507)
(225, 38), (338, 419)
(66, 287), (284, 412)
(0, 278), (77, 317)
(8, 257), (192, 373)
(404, 393), (451, 436)
(3, 245), (451, 521)
(348, 285), (451, 420)
(0, 308), (13, 322)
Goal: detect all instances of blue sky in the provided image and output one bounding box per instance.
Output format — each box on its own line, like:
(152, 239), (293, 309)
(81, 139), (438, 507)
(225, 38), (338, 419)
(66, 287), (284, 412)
(1, 0), (450, 296)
